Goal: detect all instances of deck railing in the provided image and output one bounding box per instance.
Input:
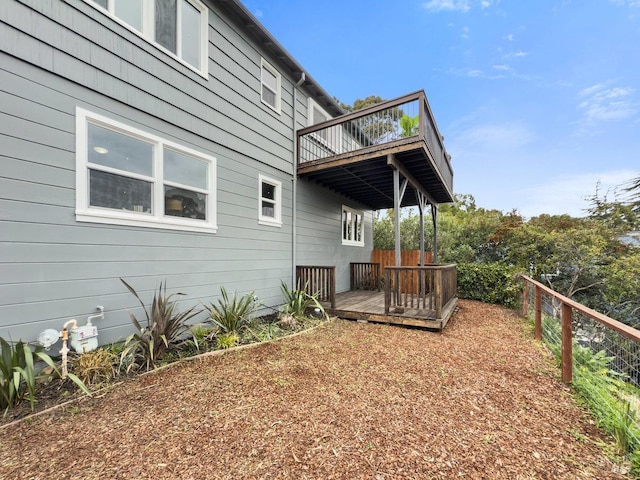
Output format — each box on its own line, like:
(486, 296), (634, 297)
(384, 264), (457, 319)
(520, 275), (640, 459)
(350, 262), (381, 291)
(297, 91), (453, 191)
(296, 265), (336, 309)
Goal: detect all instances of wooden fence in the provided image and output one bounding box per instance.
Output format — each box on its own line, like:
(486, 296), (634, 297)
(520, 274), (640, 383)
(371, 250), (433, 269)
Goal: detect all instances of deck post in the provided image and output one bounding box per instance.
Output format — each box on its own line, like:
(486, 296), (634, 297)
(431, 204), (438, 263)
(434, 268), (443, 319)
(390, 154), (408, 268)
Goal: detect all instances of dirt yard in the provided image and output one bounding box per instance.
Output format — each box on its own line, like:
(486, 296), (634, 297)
(0, 300), (629, 479)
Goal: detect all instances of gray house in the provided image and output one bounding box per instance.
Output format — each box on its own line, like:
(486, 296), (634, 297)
(0, 0), (454, 344)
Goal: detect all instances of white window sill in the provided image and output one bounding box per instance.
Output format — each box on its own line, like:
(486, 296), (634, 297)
(76, 210), (217, 234)
(259, 217), (282, 228)
(342, 240), (364, 247)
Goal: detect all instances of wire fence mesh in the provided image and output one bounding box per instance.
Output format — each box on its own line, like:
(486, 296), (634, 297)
(523, 278), (640, 465)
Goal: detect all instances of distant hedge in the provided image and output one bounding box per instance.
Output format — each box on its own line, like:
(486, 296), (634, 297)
(456, 263), (522, 308)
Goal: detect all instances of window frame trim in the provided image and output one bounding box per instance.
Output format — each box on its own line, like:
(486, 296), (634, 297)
(75, 107), (217, 234)
(260, 58), (282, 114)
(308, 97), (341, 154)
(83, 0), (209, 78)
(341, 205), (365, 247)
(258, 174), (282, 227)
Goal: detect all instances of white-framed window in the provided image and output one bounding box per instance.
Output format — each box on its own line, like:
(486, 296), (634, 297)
(75, 107), (217, 233)
(258, 175), (282, 227)
(86, 0), (208, 76)
(342, 205), (364, 246)
(261, 58), (281, 113)
(308, 98), (341, 153)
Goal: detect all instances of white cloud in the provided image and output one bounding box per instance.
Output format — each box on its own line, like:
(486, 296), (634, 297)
(422, 0), (499, 13)
(577, 83), (638, 124)
(254, 9), (263, 18)
(610, 0), (640, 7)
(519, 170), (638, 218)
(501, 50), (529, 60)
(505, 33), (514, 41)
(455, 122), (535, 150)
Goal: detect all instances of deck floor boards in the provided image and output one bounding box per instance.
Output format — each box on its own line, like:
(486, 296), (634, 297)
(322, 290), (457, 330)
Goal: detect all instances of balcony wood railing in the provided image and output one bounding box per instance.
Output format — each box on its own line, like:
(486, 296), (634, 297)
(296, 265), (336, 309)
(350, 262), (381, 291)
(297, 91), (453, 192)
(384, 264), (457, 319)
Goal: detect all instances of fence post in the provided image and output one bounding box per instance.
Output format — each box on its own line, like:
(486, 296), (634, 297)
(384, 267), (391, 314)
(561, 302), (573, 383)
(435, 268), (443, 320)
(522, 280), (528, 317)
(534, 286), (542, 341)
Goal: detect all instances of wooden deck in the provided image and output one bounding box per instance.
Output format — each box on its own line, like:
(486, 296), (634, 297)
(322, 290), (458, 331)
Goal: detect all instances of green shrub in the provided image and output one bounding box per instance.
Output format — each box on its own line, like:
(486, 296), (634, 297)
(120, 279), (200, 371)
(280, 280), (326, 321)
(1, 337), (89, 415)
(539, 321), (640, 469)
(204, 287), (259, 337)
(456, 262), (521, 308)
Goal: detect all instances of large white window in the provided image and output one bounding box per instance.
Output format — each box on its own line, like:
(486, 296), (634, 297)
(258, 175), (282, 227)
(87, 0), (208, 75)
(342, 205), (364, 246)
(308, 98), (341, 153)
(261, 58), (281, 113)
(75, 107), (217, 233)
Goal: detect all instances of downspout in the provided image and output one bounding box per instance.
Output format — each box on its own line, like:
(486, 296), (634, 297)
(292, 72), (306, 287)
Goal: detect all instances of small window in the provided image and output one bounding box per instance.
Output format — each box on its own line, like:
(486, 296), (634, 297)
(87, 0), (208, 75)
(261, 58), (281, 113)
(76, 107), (217, 233)
(258, 175), (282, 227)
(308, 98), (341, 153)
(342, 206), (364, 246)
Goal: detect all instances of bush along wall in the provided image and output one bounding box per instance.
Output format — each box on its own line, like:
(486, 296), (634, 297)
(456, 263), (522, 308)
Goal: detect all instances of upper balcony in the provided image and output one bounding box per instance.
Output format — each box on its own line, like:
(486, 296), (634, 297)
(297, 91), (454, 210)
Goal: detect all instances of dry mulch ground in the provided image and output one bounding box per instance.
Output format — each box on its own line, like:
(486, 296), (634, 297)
(0, 300), (630, 479)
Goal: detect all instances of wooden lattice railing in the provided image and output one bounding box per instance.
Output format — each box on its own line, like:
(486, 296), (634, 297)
(384, 264), (457, 319)
(350, 263), (381, 291)
(296, 265), (336, 309)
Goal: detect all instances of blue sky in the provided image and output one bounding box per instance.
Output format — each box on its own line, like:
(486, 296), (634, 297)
(243, 0), (640, 218)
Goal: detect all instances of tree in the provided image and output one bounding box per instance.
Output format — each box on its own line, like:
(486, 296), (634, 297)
(337, 95), (405, 145)
(586, 183), (640, 231)
(624, 173), (640, 212)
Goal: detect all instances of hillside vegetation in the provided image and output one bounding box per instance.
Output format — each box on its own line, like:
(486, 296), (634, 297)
(375, 190), (640, 326)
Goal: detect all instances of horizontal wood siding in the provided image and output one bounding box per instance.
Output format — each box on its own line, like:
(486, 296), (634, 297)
(0, 0), (314, 343)
(296, 180), (373, 293)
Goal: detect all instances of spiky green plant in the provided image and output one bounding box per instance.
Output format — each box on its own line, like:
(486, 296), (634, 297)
(280, 280), (327, 321)
(204, 287), (259, 336)
(1, 337), (89, 415)
(120, 278), (200, 371)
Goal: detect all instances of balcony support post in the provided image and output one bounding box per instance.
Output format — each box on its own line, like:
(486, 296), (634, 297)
(390, 155), (408, 267)
(432, 203), (438, 263)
